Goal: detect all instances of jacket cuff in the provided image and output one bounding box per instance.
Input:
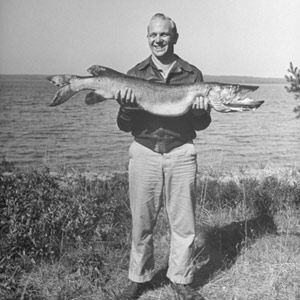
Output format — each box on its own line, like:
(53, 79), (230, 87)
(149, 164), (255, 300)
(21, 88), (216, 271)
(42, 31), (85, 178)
(118, 107), (135, 120)
(191, 108), (210, 117)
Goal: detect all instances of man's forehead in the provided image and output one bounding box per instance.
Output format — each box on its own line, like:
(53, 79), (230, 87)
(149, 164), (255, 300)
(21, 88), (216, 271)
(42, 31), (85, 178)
(148, 18), (172, 33)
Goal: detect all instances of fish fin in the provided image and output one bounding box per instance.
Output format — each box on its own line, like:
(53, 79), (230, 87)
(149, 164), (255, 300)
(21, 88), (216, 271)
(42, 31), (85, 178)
(47, 75), (78, 88)
(87, 65), (123, 77)
(85, 92), (107, 105)
(49, 85), (77, 106)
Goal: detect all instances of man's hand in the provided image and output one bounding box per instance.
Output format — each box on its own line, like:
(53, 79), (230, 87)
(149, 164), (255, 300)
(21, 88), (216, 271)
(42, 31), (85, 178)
(192, 96), (210, 112)
(115, 87), (137, 106)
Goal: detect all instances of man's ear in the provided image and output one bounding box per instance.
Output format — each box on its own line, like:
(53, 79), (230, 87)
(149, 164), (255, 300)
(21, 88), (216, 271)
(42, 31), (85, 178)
(173, 33), (179, 44)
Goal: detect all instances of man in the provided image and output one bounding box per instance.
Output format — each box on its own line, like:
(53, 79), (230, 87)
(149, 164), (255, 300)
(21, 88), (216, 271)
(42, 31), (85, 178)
(115, 13), (211, 299)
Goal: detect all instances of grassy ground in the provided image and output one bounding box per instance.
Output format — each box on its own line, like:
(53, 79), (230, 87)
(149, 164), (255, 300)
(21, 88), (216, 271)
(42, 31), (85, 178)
(1, 162), (299, 300)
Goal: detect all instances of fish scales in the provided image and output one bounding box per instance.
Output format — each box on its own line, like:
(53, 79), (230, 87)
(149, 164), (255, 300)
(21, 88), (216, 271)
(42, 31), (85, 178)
(47, 65), (264, 116)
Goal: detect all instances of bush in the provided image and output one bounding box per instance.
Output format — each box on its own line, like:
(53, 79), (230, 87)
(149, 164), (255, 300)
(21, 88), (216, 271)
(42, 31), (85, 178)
(1, 165), (299, 299)
(1, 170), (69, 260)
(196, 175), (300, 215)
(0, 156), (15, 173)
(285, 62), (300, 118)
(0, 169), (131, 295)
(198, 179), (242, 209)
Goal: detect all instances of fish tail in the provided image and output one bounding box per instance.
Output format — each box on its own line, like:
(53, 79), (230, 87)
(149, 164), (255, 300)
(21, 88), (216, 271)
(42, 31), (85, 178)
(47, 74), (78, 88)
(49, 85), (77, 106)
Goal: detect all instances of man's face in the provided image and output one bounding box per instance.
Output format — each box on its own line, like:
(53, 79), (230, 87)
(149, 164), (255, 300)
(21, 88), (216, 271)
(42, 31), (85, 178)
(147, 18), (178, 60)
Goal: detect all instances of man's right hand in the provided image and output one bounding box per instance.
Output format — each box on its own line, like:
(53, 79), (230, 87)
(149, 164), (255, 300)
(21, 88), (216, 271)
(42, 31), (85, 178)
(114, 87), (137, 106)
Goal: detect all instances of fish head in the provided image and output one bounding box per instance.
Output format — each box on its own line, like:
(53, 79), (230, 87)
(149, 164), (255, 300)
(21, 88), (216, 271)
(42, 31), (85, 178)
(207, 83), (264, 112)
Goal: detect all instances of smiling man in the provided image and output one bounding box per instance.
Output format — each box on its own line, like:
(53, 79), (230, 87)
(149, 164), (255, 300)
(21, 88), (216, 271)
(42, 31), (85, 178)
(115, 13), (211, 299)
(147, 13), (178, 66)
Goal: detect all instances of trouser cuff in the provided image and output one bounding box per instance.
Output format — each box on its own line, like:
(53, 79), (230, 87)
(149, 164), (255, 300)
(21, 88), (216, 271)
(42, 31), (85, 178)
(129, 270), (156, 283)
(167, 273), (193, 285)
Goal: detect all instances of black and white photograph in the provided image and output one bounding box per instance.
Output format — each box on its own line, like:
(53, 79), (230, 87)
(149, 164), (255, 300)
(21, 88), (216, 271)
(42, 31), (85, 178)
(1, 1), (299, 299)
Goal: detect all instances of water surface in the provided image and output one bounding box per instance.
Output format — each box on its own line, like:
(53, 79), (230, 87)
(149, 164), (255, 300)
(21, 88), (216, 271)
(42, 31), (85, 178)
(0, 75), (299, 173)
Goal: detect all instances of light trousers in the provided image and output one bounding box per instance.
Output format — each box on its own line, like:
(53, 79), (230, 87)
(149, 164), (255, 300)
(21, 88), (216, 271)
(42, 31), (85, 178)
(128, 141), (197, 284)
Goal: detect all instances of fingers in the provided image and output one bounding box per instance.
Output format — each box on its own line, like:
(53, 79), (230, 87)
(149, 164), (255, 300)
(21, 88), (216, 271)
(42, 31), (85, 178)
(192, 97), (202, 109)
(203, 97), (209, 111)
(192, 96), (210, 111)
(114, 88), (136, 105)
(115, 90), (121, 103)
(125, 88), (134, 103)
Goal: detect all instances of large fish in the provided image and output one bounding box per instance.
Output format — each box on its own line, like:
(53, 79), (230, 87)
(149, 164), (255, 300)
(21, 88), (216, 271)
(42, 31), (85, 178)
(47, 65), (264, 116)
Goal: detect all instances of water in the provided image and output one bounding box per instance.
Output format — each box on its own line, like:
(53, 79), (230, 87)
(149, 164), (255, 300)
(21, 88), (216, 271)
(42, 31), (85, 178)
(0, 75), (299, 173)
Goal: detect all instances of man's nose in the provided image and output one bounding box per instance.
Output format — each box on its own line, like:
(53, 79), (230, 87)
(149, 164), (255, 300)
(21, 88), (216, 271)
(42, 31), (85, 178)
(154, 35), (163, 43)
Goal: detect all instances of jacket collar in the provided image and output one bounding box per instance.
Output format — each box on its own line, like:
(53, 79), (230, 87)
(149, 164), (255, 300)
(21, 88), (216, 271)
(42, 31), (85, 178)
(136, 55), (193, 73)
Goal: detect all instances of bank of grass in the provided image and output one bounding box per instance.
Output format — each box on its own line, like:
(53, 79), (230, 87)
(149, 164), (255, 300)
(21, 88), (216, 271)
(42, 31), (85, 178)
(1, 161), (299, 300)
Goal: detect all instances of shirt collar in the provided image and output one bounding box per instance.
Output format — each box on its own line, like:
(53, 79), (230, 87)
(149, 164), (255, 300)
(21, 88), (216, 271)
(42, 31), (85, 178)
(136, 55), (193, 73)
(151, 55), (176, 71)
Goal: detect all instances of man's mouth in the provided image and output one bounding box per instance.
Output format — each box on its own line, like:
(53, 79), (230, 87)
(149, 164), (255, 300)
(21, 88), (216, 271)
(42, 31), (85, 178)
(153, 44), (166, 51)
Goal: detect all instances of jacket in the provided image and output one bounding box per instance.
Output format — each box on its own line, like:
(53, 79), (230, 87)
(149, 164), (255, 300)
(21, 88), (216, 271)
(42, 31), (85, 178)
(117, 55), (211, 153)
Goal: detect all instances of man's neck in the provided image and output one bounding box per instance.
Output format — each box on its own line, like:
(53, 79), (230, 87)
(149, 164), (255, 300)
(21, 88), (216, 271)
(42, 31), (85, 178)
(151, 55), (177, 79)
(152, 54), (177, 67)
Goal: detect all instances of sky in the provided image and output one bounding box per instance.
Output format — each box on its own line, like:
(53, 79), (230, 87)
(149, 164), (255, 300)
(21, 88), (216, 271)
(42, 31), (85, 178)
(0, 0), (299, 77)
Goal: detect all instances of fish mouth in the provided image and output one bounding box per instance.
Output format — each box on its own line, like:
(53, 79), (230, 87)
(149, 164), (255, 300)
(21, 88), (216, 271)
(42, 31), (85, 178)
(220, 85), (263, 111)
(226, 98), (264, 108)
(222, 84), (259, 102)
(223, 97), (265, 111)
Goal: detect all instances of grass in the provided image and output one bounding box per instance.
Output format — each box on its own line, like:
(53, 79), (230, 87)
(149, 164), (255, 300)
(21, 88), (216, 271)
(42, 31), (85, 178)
(1, 161), (299, 300)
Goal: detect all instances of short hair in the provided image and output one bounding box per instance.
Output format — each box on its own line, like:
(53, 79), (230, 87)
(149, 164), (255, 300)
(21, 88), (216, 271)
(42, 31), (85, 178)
(147, 13), (178, 36)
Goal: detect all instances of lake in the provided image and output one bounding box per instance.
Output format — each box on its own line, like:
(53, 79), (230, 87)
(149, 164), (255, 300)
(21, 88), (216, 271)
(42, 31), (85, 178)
(0, 75), (299, 173)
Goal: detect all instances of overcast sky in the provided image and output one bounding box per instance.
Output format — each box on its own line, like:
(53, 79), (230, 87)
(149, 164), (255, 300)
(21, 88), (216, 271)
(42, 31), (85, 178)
(0, 0), (299, 77)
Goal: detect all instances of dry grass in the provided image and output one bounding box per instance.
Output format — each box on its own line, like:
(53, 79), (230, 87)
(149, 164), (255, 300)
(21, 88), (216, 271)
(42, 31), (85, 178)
(133, 206), (300, 300)
(200, 234), (300, 300)
(197, 208), (300, 300)
(1, 165), (300, 300)
(119, 206), (298, 300)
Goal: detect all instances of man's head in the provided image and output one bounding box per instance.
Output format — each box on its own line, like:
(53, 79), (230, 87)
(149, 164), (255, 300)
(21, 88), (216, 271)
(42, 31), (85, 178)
(147, 13), (179, 63)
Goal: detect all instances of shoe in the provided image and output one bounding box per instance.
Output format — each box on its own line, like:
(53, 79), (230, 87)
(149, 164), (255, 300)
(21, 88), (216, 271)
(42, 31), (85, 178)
(115, 281), (149, 299)
(171, 283), (204, 300)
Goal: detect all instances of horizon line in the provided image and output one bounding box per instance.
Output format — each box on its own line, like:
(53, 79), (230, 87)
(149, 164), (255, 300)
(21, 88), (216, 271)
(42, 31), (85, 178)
(0, 73), (285, 80)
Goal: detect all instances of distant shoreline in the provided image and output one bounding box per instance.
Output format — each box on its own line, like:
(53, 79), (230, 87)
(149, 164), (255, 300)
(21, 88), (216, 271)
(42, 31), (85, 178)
(204, 74), (286, 84)
(0, 73), (286, 84)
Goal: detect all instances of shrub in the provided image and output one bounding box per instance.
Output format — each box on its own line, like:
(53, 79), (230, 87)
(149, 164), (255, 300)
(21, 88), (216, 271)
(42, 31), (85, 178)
(0, 169), (131, 296)
(1, 169), (69, 260)
(285, 62), (300, 117)
(0, 156), (15, 173)
(1, 165), (299, 299)
(244, 176), (300, 215)
(196, 175), (300, 215)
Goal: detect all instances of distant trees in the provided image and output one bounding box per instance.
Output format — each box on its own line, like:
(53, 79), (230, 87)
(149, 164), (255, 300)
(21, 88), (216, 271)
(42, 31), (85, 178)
(285, 62), (300, 118)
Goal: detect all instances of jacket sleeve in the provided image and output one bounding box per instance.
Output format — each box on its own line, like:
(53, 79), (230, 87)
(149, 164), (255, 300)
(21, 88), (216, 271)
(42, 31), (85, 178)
(116, 69), (137, 132)
(117, 107), (136, 132)
(190, 68), (212, 131)
(189, 109), (211, 130)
